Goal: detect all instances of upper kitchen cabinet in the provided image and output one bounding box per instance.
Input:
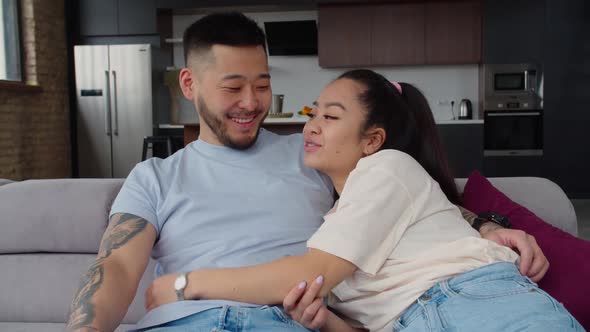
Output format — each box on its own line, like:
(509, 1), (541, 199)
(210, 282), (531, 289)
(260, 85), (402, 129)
(79, 0), (118, 36)
(425, 0), (482, 64)
(318, 6), (372, 67)
(118, 0), (157, 35)
(371, 4), (426, 65)
(79, 0), (157, 36)
(483, 0), (545, 64)
(319, 0), (482, 67)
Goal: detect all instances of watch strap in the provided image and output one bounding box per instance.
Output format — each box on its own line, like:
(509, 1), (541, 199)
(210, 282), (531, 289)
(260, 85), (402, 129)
(472, 212), (511, 231)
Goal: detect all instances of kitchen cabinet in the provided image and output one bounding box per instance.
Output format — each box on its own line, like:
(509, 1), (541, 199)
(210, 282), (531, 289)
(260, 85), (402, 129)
(79, 0), (118, 36)
(318, 6), (372, 67)
(319, 1), (482, 67)
(425, 1), (482, 64)
(371, 4), (425, 65)
(118, 0), (157, 35)
(79, 0), (157, 36)
(437, 124), (483, 178)
(483, 0), (545, 64)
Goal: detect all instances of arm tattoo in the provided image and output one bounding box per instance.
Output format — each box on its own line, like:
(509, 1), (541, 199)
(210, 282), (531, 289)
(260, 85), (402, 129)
(67, 259), (104, 330)
(67, 214), (148, 330)
(98, 213), (148, 259)
(458, 206), (478, 226)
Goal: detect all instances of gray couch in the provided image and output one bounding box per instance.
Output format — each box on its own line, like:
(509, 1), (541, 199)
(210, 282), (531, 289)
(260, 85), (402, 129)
(0, 177), (578, 332)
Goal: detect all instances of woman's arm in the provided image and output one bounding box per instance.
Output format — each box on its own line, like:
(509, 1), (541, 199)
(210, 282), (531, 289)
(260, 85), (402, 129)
(184, 248), (357, 304)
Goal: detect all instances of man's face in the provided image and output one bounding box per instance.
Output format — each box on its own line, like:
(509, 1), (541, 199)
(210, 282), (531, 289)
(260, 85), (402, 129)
(184, 45), (271, 150)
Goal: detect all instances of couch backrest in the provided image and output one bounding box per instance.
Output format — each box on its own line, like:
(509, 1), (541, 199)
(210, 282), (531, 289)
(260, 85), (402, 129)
(0, 178), (151, 324)
(455, 177), (578, 236)
(0, 177), (578, 324)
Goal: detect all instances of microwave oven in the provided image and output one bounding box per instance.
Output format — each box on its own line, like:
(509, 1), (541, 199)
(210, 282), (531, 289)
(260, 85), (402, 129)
(481, 64), (543, 111)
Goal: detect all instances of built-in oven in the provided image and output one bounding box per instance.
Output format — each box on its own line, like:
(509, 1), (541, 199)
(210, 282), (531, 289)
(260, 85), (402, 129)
(484, 110), (543, 156)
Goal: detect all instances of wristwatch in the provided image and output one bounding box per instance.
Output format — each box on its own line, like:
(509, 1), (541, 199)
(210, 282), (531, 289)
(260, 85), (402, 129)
(174, 272), (188, 301)
(472, 212), (511, 231)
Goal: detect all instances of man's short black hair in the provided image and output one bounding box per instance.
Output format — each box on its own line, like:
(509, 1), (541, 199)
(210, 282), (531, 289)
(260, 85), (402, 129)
(183, 12), (267, 64)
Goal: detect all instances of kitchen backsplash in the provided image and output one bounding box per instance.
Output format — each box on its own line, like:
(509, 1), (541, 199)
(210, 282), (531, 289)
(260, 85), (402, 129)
(171, 11), (479, 122)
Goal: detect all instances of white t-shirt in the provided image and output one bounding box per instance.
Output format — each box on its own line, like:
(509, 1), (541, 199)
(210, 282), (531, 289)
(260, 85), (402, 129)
(307, 149), (519, 332)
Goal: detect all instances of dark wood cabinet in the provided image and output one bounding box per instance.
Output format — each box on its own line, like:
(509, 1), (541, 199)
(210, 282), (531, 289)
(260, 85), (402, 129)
(425, 1), (482, 64)
(319, 1), (482, 67)
(318, 6), (372, 67)
(371, 4), (425, 65)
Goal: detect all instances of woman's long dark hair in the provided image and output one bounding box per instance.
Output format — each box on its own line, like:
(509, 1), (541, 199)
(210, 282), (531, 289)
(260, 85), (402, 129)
(338, 69), (462, 205)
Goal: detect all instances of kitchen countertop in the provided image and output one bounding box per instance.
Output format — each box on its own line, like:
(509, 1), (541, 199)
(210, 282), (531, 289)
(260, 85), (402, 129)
(435, 119), (484, 125)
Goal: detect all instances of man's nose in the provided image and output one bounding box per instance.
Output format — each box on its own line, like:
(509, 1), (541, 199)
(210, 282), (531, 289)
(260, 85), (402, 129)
(239, 86), (259, 111)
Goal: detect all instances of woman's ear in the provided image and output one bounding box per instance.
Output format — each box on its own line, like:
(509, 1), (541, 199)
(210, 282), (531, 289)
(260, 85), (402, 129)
(363, 127), (386, 156)
(179, 68), (197, 100)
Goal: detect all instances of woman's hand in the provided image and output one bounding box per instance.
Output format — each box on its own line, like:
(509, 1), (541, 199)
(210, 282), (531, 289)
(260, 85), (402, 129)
(481, 224), (549, 282)
(145, 273), (182, 311)
(283, 276), (330, 330)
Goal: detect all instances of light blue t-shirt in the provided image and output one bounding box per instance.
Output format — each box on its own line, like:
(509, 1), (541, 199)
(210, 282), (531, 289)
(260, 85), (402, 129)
(110, 129), (334, 329)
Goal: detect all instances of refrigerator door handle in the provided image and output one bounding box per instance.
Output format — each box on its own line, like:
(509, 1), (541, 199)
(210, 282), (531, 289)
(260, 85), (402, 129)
(112, 70), (119, 136)
(104, 70), (112, 136)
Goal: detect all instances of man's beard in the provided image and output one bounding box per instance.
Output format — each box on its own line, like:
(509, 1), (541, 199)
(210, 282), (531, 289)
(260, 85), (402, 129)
(197, 94), (263, 150)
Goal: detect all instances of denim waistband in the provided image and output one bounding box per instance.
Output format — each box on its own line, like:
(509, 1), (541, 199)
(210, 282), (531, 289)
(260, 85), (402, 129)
(397, 262), (530, 325)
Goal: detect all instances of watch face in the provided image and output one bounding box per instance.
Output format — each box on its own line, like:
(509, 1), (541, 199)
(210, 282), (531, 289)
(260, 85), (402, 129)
(174, 274), (187, 290)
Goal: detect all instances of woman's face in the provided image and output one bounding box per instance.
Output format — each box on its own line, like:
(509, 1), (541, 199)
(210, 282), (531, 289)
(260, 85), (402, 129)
(303, 78), (374, 177)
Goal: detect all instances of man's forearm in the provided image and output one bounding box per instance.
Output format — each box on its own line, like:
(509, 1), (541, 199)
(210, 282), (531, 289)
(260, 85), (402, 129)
(457, 206), (504, 235)
(67, 258), (137, 332)
(67, 213), (154, 332)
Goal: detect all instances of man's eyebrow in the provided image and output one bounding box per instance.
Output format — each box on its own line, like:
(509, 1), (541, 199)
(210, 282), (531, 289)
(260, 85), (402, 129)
(221, 73), (271, 81)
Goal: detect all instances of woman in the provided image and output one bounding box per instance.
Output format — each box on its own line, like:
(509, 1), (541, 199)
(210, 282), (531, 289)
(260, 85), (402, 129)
(146, 70), (581, 331)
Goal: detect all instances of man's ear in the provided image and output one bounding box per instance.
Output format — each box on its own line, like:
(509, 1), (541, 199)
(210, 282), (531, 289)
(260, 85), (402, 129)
(179, 68), (197, 100)
(363, 127), (386, 156)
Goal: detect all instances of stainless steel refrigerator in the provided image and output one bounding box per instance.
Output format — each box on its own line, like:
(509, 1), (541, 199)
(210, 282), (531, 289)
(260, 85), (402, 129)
(74, 44), (153, 178)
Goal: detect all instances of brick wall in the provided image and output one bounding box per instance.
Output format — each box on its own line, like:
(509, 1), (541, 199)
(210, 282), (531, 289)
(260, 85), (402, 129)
(0, 0), (71, 180)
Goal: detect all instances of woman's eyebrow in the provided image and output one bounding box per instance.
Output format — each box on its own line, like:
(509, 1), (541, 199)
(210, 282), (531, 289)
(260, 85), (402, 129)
(312, 101), (347, 111)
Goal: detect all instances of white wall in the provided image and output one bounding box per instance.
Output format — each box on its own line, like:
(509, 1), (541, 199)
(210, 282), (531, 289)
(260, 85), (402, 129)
(172, 10), (480, 122)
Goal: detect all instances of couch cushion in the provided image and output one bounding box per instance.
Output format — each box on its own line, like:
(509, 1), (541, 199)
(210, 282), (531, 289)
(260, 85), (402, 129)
(0, 253), (156, 325)
(462, 171), (590, 330)
(0, 179), (13, 187)
(0, 179), (124, 253)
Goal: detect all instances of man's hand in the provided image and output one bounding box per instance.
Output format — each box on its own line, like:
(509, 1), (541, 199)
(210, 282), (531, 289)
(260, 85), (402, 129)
(481, 223), (549, 282)
(283, 276), (330, 330)
(145, 273), (182, 311)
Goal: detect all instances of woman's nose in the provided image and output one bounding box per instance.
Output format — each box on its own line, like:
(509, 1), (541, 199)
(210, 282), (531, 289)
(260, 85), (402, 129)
(303, 118), (320, 135)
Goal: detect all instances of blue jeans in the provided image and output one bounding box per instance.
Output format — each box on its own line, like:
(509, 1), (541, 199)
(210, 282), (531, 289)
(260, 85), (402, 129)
(393, 262), (584, 332)
(135, 305), (314, 332)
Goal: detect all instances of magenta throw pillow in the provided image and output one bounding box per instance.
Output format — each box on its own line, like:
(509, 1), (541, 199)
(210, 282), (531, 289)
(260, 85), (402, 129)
(462, 171), (590, 329)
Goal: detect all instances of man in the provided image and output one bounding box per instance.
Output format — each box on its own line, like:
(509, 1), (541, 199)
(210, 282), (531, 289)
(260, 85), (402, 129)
(67, 12), (547, 332)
